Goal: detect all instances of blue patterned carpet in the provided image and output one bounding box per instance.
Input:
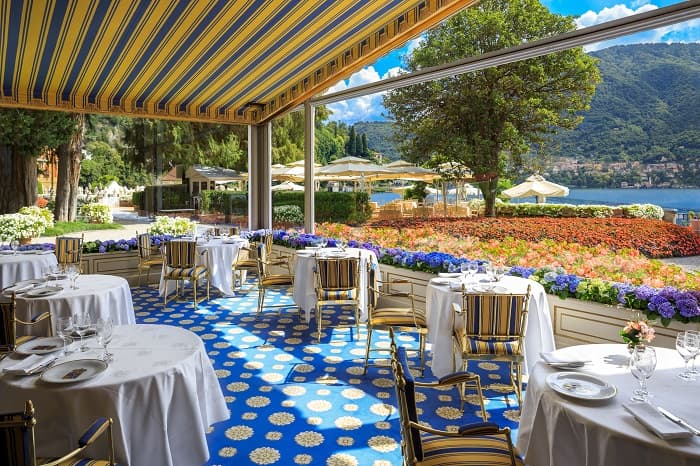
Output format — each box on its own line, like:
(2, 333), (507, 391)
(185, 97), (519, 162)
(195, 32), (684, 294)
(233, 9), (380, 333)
(131, 283), (522, 466)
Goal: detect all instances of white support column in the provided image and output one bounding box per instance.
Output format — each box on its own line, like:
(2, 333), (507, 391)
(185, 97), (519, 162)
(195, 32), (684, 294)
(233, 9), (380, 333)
(304, 101), (315, 234)
(248, 123), (272, 230)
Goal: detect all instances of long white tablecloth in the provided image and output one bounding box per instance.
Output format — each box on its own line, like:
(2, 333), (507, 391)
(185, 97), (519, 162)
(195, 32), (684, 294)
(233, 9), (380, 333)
(159, 237), (248, 297)
(517, 344), (700, 466)
(425, 274), (554, 378)
(14, 274), (135, 336)
(0, 324), (230, 466)
(0, 250), (58, 289)
(292, 247), (378, 323)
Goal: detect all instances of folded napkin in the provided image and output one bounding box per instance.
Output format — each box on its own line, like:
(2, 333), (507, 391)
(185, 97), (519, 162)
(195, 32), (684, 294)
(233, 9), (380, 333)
(623, 402), (695, 440)
(540, 351), (589, 366)
(439, 272), (461, 278)
(3, 282), (38, 295)
(3, 354), (57, 375)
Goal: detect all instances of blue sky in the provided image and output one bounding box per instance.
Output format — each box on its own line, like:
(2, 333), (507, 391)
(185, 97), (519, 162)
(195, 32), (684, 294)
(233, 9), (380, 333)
(326, 0), (699, 122)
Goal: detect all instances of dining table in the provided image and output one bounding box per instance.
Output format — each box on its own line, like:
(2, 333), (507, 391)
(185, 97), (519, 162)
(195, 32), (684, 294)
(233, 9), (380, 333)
(0, 324), (230, 466)
(0, 249), (58, 289)
(517, 343), (700, 466)
(292, 247), (378, 323)
(159, 236), (249, 297)
(425, 274), (555, 378)
(11, 274), (136, 337)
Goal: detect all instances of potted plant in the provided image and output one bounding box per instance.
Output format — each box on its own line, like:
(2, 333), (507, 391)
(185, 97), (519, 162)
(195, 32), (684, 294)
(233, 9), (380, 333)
(0, 208), (53, 243)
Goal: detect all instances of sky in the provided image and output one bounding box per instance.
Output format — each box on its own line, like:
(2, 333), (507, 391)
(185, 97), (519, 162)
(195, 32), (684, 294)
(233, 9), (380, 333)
(326, 0), (700, 123)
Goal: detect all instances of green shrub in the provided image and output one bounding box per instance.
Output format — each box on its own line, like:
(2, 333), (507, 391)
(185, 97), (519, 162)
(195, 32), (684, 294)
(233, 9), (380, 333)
(273, 205), (304, 224)
(149, 216), (195, 235)
(200, 190), (247, 214)
(132, 191), (144, 210)
(80, 203), (113, 223)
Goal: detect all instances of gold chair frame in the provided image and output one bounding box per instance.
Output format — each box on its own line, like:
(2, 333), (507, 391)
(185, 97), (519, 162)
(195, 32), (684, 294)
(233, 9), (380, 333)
(0, 293), (53, 355)
(55, 234), (84, 272)
(255, 242), (296, 317)
(136, 231), (164, 286)
(162, 240), (210, 310)
(313, 252), (361, 343)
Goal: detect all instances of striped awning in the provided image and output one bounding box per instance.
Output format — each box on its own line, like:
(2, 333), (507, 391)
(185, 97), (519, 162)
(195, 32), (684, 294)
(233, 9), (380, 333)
(0, 0), (478, 125)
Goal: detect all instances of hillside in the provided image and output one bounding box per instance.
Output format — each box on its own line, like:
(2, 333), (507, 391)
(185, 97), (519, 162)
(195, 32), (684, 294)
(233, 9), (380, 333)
(351, 121), (401, 161)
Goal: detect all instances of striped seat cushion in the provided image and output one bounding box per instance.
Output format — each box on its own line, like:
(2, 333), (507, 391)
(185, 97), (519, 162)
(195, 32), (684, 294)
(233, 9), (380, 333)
(457, 334), (521, 356)
(164, 265), (207, 279)
(319, 289), (356, 301)
(261, 274), (294, 286)
(370, 307), (426, 327)
(39, 458), (117, 466)
(420, 433), (524, 466)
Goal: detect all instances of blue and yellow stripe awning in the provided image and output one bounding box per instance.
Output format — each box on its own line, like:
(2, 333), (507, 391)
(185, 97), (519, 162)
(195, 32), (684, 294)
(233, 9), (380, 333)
(0, 0), (478, 124)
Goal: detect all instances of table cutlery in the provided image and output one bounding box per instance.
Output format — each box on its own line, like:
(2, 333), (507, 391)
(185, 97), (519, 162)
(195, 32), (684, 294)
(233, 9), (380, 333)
(657, 407), (700, 436)
(547, 361), (590, 369)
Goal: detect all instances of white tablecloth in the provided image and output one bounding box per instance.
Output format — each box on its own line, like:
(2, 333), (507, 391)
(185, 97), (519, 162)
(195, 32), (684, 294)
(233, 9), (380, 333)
(292, 248), (378, 323)
(425, 274), (554, 378)
(159, 237), (249, 297)
(0, 250), (58, 289)
(0, 324), (230, 466)
(15, 274), (135, 336)
(517, 344), (700, 466)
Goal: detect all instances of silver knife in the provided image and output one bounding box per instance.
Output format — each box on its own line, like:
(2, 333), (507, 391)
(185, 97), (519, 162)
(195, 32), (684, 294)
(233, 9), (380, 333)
(658, 407), (700, 436)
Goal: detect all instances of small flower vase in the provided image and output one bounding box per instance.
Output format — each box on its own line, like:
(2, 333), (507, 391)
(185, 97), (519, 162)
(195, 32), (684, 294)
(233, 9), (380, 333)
(19, 237), (32, 245)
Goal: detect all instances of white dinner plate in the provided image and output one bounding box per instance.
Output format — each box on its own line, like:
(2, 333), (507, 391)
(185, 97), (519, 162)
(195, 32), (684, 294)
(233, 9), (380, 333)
(15, 337), (65, 355)
(40, 359), (108, 384)
(24, 285), (63, 298)
(546, 372), (617, 400)
(3, 279), (44, 295)
(432, 277), (456, 285)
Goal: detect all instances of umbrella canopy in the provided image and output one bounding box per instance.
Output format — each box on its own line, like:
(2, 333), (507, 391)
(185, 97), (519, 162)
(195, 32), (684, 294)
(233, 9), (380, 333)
(384, 164), (440, 182)
(271, 181), (304, 191)
(502, 174), (569, 203)
(315, 161), (393, 180)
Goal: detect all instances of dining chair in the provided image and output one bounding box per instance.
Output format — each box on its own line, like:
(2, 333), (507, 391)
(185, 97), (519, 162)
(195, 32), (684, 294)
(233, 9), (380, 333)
(232, 233), (272, 292)
(255, 242), (296, 317)
(313, 252), (361, 342)
(0, 293), (53, 355)
(162, 240), (210, 309)
(391, 338), (520, 465)
(452, 285), (532, 409)
(0, 400), (117, 466)
(363, 262), (428, 376)
(135, 231), (163, 286)
(55, 234), (84, 272)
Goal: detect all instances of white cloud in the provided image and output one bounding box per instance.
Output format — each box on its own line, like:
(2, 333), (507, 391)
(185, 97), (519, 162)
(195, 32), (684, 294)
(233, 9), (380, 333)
(326, 66), (404, 122)
(576, 3), (658, 28)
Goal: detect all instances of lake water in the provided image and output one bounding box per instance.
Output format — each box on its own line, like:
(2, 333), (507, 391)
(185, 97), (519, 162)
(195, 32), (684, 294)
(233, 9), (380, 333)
(372, 188), (700, 214)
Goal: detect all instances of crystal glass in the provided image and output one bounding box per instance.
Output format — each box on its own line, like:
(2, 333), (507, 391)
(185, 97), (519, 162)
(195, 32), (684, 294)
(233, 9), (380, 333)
(676, 331), (697, 381)
(482, 261), (494, 281)
(319, 237), (328, 248)
(10, 239), (19, 255)
(336, 239), (347, 250)
(493, 265), (507, 282)
(459, 262), (470, 281)
(96, 318), (114, 361)
(66, 264), (80, 289)
(629, 345), (657, 402)
(687, 330), (700, 375)
(56, 316), (73, 355)
(74, 311), (92, 352)
(467, 262), (479, 281)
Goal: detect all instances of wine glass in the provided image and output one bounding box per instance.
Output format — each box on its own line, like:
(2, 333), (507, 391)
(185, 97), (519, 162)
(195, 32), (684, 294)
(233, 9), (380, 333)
(493, 265), (507, 282)
(336, 239), (347, 251)
(56, 316), (73, 355)
(10, 239), (19, 255)
(677, 331), (698, 381)
(319, 237), (328, 249)
(629, 345), (657, 402)
(66, 264), (80, 289)
(459, 262), (470, 281)
(467, 262), (479, 281)
(482, 261), (494, 281)
(96, 318), (114, 361)
(74, 310), (92, 352)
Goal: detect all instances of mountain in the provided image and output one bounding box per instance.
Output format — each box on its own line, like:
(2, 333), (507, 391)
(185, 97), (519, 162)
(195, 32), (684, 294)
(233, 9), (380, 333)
(351, 121), (401, 161)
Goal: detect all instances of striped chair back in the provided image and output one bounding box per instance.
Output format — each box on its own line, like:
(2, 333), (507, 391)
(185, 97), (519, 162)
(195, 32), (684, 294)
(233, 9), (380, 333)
(137, 233), (154, 259)
(316, 256), (360, 291)
(0, 401), (36, 466)
(55, 235), (83, 266)
(394, 345), (425, 461)
(459, 288), (531, 343)
(165, 241), (197, 268)
(0, 295), (16, 353)
(367, 262), (380, 309)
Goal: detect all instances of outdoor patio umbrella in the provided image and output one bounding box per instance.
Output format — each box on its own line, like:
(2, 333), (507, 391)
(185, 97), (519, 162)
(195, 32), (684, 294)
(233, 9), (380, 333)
(502, 174), (569, 204)
(271, 181), (305, 191)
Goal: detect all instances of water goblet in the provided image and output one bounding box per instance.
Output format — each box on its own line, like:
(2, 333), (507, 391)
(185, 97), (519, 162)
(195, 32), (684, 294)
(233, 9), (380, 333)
(319, 238), (328, 249)
(10, 239), (19, 255)
(459, 262), (470, 281)
(676, 331), (697, 381)
(96, 318), (114, 361)
(629, 345), (657, 402)
(66, 264), (80, 290)
(74, 311), (92, 352)
(493, 265), (507, 282)
(336, 239), (347, 251)
(467, 262), (479, 282)
(687, 330), (700, 375)
(56, 316), (73, 355)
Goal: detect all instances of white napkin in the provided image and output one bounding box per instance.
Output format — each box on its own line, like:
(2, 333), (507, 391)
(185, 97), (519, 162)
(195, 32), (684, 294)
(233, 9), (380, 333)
(3, 282), (38, 295)
(3, 354), (58, 375)
(540, 351), (588, 365)
(623, 402), (695, 439)
(439, 272), (461, 278)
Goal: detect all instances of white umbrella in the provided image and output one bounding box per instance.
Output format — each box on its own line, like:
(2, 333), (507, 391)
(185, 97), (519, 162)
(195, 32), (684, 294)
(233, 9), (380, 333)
(502, 174), (569, 204)
(271, 181), (304, 191)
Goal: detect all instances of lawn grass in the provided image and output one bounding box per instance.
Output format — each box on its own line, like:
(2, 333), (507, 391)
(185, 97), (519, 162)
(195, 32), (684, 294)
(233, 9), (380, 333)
(44, 221), (124, 236)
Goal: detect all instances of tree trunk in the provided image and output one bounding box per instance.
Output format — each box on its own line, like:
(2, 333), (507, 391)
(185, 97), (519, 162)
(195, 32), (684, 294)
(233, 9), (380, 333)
(483, 177), (499, 217)
(54, 114), (84, 221)
(0, 145), (37, 213)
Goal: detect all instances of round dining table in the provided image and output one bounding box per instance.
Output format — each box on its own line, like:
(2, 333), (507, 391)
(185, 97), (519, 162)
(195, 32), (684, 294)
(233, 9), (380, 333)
(517, 344), (700, 466)
(292, 247), (378, 323)
(0, 324), (229, 466)
(425, 274), (555, 378)
(159, 236), (249, 297)
(14, 274), (135, 336)
(0, 250), (58, 289)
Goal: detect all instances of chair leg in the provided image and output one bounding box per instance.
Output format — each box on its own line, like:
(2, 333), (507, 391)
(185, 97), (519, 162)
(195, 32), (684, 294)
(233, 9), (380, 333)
(354, 305), (360, 340)
(363, 327), (374, 375)
(257, 288), (266, 315)
(418, 333), (426, 376)
(515, 362), (523, 410)
(316, 306), (322, 343)
(137, 267), (143, 287)
(193, 278), (198, 310)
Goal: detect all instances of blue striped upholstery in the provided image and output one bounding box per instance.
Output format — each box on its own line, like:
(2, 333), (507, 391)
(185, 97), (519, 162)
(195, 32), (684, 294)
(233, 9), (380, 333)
(55, 236), (83, 266)
(254, 242), (295, 316)
(165, 241), (198, 269)
(316, 257), (359, 290)
(319, 289), (357, 300)
(164, 266), (208, 280)
(0, 295), (14, 353)
(420, 433), (523, 465)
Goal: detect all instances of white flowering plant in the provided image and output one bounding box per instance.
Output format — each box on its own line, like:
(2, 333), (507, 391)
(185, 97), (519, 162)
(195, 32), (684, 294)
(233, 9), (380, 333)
(80, 203), (113, 224)
(0, 208), (53, 241)
(149, 216), (195, 236)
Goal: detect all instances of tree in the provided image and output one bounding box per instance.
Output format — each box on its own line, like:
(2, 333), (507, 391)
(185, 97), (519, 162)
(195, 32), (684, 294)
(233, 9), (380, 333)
(383, 0), (600, 215)
(361, 133), (369, 157)
(0, 108), (77, 213)
(55, 113), (85, 221)
(346, 126), (357, 156)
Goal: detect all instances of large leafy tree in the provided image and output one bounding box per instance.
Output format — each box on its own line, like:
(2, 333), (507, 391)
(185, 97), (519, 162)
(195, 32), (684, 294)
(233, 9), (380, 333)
(0, 108), (77, 213)
(383, 0), (601, 215)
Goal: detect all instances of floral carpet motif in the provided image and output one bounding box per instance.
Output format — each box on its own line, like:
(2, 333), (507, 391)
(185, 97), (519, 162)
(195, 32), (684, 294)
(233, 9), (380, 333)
(131, 284), (522, 465)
